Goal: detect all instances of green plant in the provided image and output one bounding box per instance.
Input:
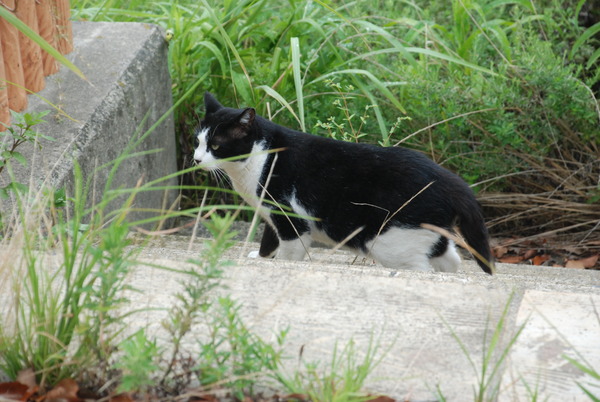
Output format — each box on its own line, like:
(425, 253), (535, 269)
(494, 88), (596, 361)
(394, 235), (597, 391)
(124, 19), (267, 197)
(275, 335), (388, 402)
(159, 212), (237, 392)
(113, 329), (161, 394)
(0, 110), (52, 199)
(195, 295), (286, 399)
(315, 81), (374, 143)
(0, 154), (145, 387)
(438, 293), (527, 402)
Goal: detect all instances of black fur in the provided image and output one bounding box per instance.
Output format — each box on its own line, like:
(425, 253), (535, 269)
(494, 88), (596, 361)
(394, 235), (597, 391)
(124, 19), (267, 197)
(197, 92), (493, 274)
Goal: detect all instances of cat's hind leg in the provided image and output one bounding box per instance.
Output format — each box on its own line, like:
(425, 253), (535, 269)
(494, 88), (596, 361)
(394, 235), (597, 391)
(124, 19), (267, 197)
(366, 227), (439, 272)
(429, 238), (461, 273)
(276, 233), (312, 261)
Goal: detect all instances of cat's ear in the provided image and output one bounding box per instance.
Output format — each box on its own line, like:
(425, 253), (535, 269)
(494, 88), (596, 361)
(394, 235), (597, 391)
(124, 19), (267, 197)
(230, 108), (255, 139)
(238, 108), (255, 128)
(204, 92), (223, 114)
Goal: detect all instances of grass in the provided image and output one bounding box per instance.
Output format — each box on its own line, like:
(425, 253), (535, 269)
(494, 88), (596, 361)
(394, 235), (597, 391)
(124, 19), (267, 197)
(437, 293), (527, 401)
(275, 334), (391, 402)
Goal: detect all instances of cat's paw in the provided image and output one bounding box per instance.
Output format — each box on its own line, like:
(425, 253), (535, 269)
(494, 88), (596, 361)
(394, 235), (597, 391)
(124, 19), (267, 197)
(247, 250), (260, 259)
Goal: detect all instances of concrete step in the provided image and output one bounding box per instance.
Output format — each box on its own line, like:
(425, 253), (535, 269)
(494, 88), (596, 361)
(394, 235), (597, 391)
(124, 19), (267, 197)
(129, 233), (600, 401)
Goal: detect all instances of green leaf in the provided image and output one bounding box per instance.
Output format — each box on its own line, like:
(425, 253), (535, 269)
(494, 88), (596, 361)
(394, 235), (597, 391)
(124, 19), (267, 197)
(405, 46), (501, 77)
(0, 6), (86, 81)
(311, 68), (407, 114)
(257, 85), (302, 127)
(571, 22), (600, 60)
(231, 70), (252, 106)
(291, 37), (305, 132)
(2, 182), (29, 195)
(9, 151), (27, 167)
(587, 47), (600, 70)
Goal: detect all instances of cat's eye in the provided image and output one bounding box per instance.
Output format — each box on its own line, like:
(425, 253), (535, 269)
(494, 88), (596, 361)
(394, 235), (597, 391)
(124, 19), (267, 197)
(211, 144), (220, 151)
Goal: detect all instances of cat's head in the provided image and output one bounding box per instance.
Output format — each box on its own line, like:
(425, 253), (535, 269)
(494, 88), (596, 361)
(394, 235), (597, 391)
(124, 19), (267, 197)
(193, 92), (257, 170)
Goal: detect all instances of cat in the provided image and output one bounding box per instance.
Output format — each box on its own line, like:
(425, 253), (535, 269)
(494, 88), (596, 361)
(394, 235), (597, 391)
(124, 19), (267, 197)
(194, 92), (493, 274)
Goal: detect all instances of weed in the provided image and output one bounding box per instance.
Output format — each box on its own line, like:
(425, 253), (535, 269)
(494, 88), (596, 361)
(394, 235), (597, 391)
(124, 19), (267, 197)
(276, 334), (388, 402)
(439, 293), (526, 401)
(0, 110), (52, 199)
(195, 295), (285, 399)
(113, 329), (161, 394)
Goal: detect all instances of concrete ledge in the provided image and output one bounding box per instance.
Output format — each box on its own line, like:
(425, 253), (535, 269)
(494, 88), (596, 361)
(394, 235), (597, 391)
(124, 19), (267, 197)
(0, 21), (178, 224)
(130, 235), (600, 401)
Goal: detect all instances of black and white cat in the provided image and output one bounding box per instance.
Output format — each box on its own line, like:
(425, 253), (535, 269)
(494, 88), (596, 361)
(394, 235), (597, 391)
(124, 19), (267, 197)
(194, 92), (493, 274)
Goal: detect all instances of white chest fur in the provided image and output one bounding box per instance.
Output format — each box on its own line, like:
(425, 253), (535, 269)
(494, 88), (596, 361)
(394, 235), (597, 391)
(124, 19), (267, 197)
(221, 141), (269, 210)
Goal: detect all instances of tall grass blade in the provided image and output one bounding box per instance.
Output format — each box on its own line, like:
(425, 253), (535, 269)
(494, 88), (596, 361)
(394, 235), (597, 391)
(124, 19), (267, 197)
(405, 46), (501, 76)
(257, 85), (302, 126)
(570, 22), (600, 60)
(291, 37), (305, 132)
(200, 0), (254, 103)
(311, 68), (407, 114)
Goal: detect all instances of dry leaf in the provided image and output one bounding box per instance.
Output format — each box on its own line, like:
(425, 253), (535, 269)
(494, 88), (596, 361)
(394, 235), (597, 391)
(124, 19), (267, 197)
(45, 378), (81, 402)
(566, 254), (599, 269)
(109, 393), (135, 402)
(532, 254), (551, 266)
(0, 381), (28, 400)
(493, 246), (508, 258)
(283, 393), (310, 401)
(366, 396), (396, 402)
(499, 255), (526, 264)
(523, 249), (537, 260)
(16, 368), (37, 389)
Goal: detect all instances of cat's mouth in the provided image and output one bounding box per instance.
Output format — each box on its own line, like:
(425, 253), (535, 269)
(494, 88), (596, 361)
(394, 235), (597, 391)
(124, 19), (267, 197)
(193, 158), (220, 172)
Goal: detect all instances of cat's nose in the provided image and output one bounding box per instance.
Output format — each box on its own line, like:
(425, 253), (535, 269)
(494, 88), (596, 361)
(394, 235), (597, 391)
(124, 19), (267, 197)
(193, 149), (203, 164)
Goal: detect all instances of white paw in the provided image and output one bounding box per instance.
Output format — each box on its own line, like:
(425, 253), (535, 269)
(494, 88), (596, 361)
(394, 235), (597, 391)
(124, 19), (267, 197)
(247, 250), (260, 259)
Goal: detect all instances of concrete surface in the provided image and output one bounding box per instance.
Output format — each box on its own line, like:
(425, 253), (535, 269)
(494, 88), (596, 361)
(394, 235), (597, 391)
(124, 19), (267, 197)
(128, 233), (600, 401)
(0, 21), (178, 225)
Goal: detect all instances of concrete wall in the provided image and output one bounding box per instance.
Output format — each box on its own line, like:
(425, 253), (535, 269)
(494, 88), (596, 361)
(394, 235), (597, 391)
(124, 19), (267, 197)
(0, 22), (179, 226)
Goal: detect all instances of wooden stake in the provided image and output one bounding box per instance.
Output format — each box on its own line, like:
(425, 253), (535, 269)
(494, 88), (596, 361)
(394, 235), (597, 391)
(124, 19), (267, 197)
(0, 41), (10, 131)
(0, 0), (28, 112)
(36, 0), (59, 76)
(53, 0), (73, 54)
(15, 0), (45, 93)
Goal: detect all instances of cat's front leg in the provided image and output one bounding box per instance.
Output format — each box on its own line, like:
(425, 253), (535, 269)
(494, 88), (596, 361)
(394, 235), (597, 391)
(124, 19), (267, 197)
(253, 224), (279, 258)
(276, 233), (312, 261)
(258, 223), (279, 258)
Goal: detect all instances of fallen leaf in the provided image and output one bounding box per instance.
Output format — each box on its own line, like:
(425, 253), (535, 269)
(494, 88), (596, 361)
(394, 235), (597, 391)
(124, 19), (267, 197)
(109, 393), (135, 402)
(523, 249), (537, 260)
(283, 393), (310, 401)
(16, 369), (37, 389)
(499, 255), (526, 264)
(532, 254), (551, 266)
(45, 378), (81, 402)
(566, 254), (599, 269)
(493, 246), (508, 258)
(0, 382), (28, 400)
(366, 396), (396, 402)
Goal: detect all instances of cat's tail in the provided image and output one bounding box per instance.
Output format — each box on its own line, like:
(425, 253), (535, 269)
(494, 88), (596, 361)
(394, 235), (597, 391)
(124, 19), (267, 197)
(456, 203), (495, 275)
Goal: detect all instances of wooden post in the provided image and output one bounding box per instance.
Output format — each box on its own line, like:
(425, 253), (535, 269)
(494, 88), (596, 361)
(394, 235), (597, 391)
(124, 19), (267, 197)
(0, 41), (10, 131)
(15, 0), (45, 93)
(53, 0), (73, 54)
(0, 0), (28, 112)
(36, 0), (59, 76)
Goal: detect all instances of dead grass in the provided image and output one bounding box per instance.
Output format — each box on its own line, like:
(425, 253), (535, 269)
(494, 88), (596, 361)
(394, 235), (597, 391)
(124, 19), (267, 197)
(479, 123), (599, 251)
